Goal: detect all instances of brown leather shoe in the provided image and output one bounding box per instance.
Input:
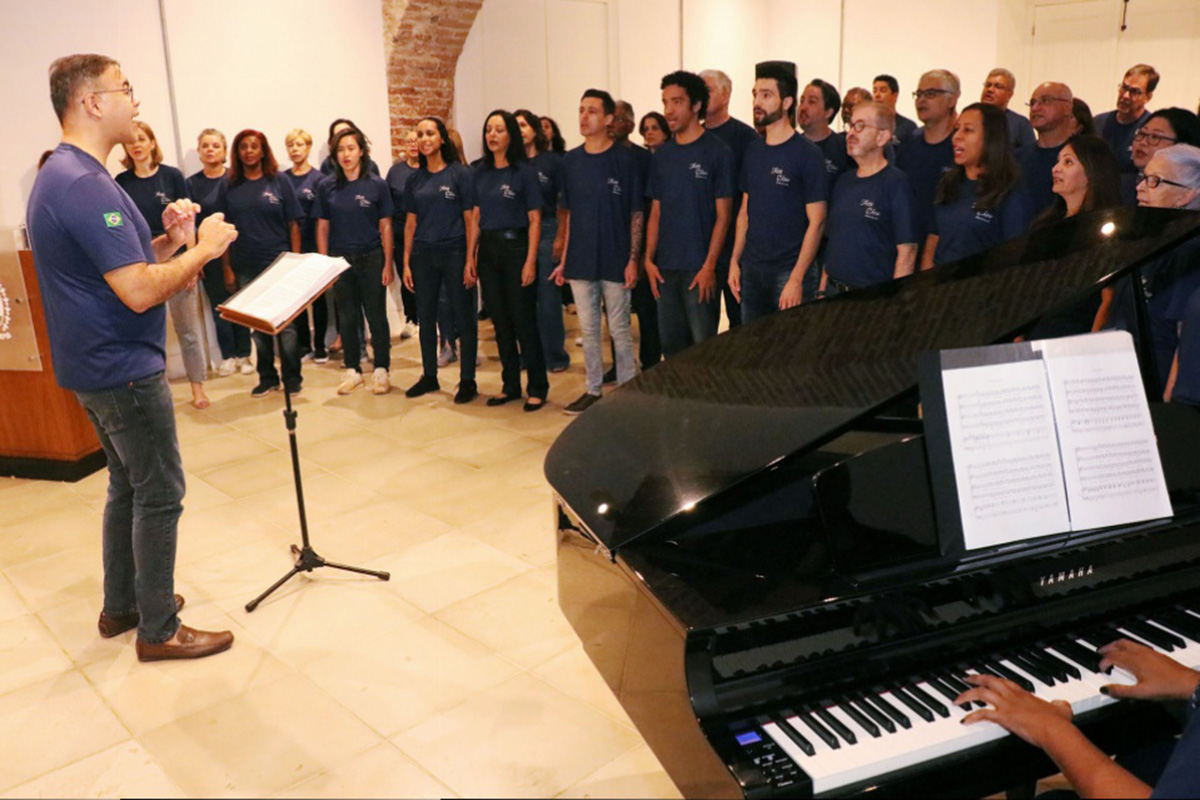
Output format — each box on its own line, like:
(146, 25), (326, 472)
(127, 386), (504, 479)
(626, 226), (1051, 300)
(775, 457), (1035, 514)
(97, 594), (186, 638)
(136, 624), (234, 662)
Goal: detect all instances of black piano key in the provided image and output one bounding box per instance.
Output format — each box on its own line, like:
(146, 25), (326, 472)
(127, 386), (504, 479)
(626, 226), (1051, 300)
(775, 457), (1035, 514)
(1021, 648), (1069, 682)
(1077, 629), (1110, 650)
(1151, 610), (1200, 643)
(1036, 647), (1082, 680)
(990, 658), (1041, 691)
(1095, 624), (1141, 648)
(1049, 638), (1102, 674)
(838, 700), (880, 738)
(867, 691), (912, 729)
(1123, 619), (1183, 651)
(891, 685), (935, 723)
(851, 695), (895, 733)
(798, 710), (841, 749)
(907, 683), (950, 718)
(771, 714), (815, 756)
(815, 706), (857, 745)
(942, 672), (986, 708)
(929, 675), (972, 712)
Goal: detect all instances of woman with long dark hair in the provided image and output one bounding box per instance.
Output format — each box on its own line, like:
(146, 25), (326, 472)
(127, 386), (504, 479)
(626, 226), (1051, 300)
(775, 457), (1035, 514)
(282, 128), (332, 362)
(116, 121), (210, 409)
(218, 129), (304, 397)
(923, 102), (1031, 268)
(516, 108), (569, 372)
(187, 127), (252, 378)
(473, 110), (547, 410)
(319, 118), (380, 177)
(540, 116), (567, 155)
(401, 116), (479, 403)
(315, 127), (395, 395)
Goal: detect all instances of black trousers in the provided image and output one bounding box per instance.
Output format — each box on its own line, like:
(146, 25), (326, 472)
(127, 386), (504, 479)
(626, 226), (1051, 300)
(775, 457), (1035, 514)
(478, 229), (548, 399)
(293, 290), (330, 354)
(332, 247), (390, 372)
(412, 241), (477, 382)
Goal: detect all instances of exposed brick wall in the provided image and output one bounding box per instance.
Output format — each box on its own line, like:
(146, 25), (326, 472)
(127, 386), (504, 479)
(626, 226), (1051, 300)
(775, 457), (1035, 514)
(382, 0), (484, 161)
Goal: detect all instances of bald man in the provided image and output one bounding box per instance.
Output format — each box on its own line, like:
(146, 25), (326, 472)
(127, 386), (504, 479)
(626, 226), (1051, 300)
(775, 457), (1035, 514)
(1017, 81), (1076, 216)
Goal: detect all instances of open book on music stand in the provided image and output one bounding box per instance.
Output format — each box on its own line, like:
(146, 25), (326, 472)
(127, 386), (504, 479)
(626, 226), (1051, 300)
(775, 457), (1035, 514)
(218, 252), (390, 612)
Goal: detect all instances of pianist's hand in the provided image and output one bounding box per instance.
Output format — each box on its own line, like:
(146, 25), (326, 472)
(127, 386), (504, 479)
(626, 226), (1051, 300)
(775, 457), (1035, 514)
(1098, 639), (1200, 702)
(956, 673), (1074, 749)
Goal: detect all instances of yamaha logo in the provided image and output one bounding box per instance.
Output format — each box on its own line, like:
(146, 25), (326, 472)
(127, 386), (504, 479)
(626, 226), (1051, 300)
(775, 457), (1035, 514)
(0, 278), (11, 341)
(1038, 565), (1094, 587)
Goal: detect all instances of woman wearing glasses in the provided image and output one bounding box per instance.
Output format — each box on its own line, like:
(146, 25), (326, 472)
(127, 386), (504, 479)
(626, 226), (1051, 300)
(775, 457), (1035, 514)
(1122, 108), (1200, 204)
(116, 121), (211, 409)
(922, 103), (1030, 269)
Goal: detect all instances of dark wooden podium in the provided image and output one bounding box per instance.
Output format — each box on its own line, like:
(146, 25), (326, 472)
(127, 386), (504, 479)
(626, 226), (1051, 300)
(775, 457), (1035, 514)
(0, 249), (103, 481)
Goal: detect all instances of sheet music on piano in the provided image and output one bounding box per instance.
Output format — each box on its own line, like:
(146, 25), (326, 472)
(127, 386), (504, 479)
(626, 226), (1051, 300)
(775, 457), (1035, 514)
(921, 331), (1172, 554)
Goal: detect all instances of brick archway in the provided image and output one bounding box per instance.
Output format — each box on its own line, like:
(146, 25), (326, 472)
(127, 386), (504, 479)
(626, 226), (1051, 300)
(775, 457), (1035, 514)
(383, 0), (484, 161)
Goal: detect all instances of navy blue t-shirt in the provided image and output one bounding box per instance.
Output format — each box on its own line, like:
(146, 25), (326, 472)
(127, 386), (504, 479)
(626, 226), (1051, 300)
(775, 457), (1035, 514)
(473, 162), (541, 230)
(1096, 109), (1150, 174)
(647, 132), (734, 272)
(825, 166), (918, 287)
(217, 174), (303, 266)
(404, 163), (475, 245)
(808, 131), (853, 195)
(1017, 142), (1066, 218)
(893, 113), (918, 146)
(1005, 109), (1036, 150)
(931, 177), (1032, 265)
(1150, 697), (1200, 797)
(282, 167), (324, 252)
(627, 144), (653, 196)
(26, 144), (163, 391)
(706, 116), (759, 249)
(313, 174), (394, 255)
(1173, 285), (1200, 407)
(895, 128), (955, 241)
(531, 151), (564, 215)
(739, 133), (827, 273)
(115, 164), (189, 236)
(560, 143), (644, 282)
(385, 161), (417, 219)
(186, 170), (225, 225)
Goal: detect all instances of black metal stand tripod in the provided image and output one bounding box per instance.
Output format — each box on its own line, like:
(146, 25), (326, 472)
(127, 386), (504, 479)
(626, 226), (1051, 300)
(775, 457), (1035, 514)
(245, 341), (389, 612)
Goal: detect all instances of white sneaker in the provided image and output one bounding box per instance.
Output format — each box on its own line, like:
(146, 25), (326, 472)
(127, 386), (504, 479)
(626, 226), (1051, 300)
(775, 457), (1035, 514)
(371, 367), (391, 395)
(238, 357), (255, 375)
(337, 369), (364, 395)
(437, 345), (457, 367)
(575, 337), (583, 347)
(217, 357), (236, 377)
(401, 322), (415, 340)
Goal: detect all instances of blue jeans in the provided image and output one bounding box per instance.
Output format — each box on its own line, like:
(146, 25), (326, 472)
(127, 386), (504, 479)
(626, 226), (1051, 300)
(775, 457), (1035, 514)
(740, 268), (793, 323)
(656, 269), (720, 358)
(570, 279), (634, 395)
(75, 371), (183, 644)
(536, 218), (569, 370)
(412, 241), (477, 382)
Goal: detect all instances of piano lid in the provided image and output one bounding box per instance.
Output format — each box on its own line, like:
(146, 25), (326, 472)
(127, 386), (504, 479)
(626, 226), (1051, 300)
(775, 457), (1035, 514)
(544, 207), (1200, 553)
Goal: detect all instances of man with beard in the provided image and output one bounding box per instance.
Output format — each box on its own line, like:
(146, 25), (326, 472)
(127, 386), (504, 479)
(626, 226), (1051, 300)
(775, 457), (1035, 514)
(729, 61), (826, 322)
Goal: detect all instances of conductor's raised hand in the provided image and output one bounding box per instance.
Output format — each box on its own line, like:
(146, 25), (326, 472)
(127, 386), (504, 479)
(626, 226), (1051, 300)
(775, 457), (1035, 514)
(197, 213), (238, 258)
(1098, 639), (1200, 701)
(955, 674), (1074, 749)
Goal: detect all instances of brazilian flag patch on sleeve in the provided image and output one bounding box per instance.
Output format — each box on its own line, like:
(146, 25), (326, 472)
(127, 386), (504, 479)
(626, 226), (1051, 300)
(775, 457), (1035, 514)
(104, 211), (124, 228)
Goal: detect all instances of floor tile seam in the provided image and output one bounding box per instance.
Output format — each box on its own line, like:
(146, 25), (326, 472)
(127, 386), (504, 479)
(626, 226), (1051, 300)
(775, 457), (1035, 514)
(0, 733), (141, 796)
(549, 739), (654, 799)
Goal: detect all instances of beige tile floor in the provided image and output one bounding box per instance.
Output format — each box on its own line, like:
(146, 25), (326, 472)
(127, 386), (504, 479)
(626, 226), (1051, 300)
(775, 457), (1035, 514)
(0, 321), (683, 799)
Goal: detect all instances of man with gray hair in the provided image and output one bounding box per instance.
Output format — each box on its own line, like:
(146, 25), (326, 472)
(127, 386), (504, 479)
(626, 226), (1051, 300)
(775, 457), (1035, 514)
(701, 68), (758, 327)
(981, 67), (1035, 149)
(896, 68), (959, 247)
(1096, 64), (1159, 174)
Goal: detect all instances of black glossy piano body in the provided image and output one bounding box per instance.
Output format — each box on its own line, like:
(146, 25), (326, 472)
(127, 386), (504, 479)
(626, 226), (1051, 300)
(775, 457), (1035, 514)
(546, 208), (1200, 798)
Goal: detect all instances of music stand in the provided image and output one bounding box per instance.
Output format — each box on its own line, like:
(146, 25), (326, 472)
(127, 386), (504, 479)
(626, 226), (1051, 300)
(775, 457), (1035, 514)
(219, 266), (390, 612)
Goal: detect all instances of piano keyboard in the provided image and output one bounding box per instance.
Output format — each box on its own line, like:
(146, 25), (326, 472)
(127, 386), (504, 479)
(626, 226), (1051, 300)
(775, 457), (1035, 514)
(736, 605), (1200, 795)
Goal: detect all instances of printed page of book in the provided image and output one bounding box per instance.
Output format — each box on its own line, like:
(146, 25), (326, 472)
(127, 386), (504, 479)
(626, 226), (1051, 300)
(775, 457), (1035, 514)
(220, 253), (349, 329)
(1034, 331), (1173, 531)
(940, 358), (1071, 550)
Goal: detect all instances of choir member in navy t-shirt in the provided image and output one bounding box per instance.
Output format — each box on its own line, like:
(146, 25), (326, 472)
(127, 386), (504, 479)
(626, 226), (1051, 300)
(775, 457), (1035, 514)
(517, 108), (570, 372)
(980, 68), (1035, 150)
(1095, 65), (1158, 175)
(896, 69), (962, 249)
(645, 70), (733, 357)
(924, 104), (1031, 269)
(472, 111), (547, 409)
(401, 116), (479, 403)
(551, 90), (643, 415)
(282, 128), (331, 361)
(314, 127), (395, 396)
(730, 61), (827, 323)
(1018, 82), (1075, 217)
(319, 118), (381, 178)
(701, 69), (758, 328)
(216, 129), (304, 396)
(872, 75), (917, 145)
(800, 78), (853, 299)
(115, 120), (210, 409)
(384, 130), (421, 336)
(823, 103), (918, 293)
(187, 127), (251, 375)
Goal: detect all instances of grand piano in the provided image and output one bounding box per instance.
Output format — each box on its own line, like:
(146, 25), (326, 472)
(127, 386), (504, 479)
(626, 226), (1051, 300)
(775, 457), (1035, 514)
(546, 207), (1200, 798)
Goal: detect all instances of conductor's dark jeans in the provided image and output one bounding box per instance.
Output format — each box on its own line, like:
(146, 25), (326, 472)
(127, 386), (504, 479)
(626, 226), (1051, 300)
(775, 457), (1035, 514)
(75, 371), (183, 644)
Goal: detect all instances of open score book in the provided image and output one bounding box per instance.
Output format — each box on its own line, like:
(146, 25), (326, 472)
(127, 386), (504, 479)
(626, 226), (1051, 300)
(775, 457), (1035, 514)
(217, 252), (350, 335)
(920, 331), (1173, 553)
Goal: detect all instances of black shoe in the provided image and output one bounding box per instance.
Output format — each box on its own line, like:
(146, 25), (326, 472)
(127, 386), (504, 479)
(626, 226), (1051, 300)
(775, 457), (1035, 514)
(251, 380), (280, 398)
(563, 392), (601, 415)
(486, 393), (520, 407)
(313, 349), (329, 364)
(284, 379), (302, 396)
(524, 396), (546, 412)
(602, 367), (617, 385)
(405, 375), (440, 398)
(454, 380), (478, 404)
